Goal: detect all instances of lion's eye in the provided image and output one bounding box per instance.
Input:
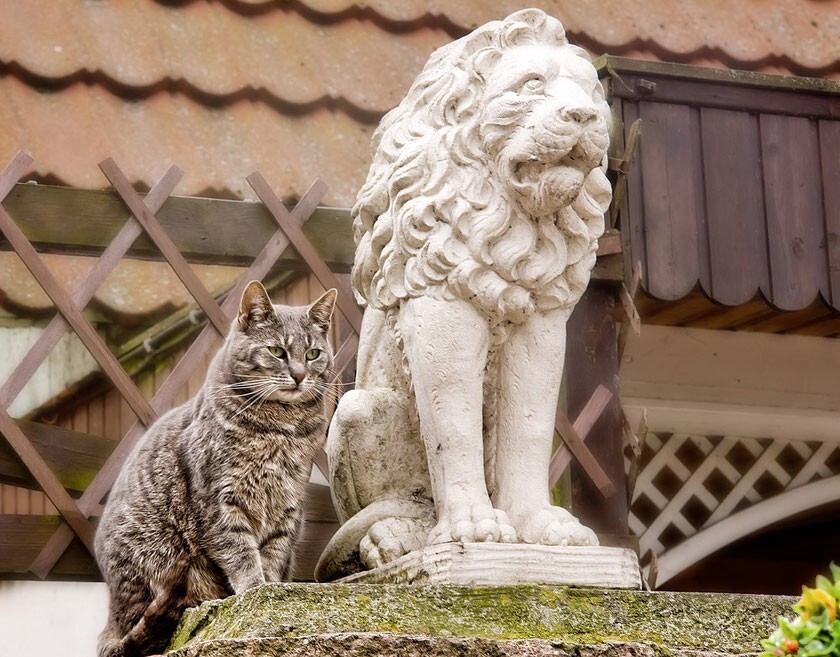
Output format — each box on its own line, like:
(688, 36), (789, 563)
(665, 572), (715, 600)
(268, 346), (287, 359)
(520, 77), (545, 94)
(305, 349), (321, 361)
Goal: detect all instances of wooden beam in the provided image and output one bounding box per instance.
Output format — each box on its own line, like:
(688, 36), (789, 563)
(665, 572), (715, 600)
(0, 182), (355, 268)
(621, 324), (840, 413)
(566, 283), (629, 537)
(0, 182), (620, 281)
(0, 507), (338, 581)
(595, 55), (840, 98)
(0, 420), (116, 494)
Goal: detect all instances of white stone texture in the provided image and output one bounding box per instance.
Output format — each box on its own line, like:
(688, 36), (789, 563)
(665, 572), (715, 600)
(317, 9), (613, 582)
(340, 543), (641, 588)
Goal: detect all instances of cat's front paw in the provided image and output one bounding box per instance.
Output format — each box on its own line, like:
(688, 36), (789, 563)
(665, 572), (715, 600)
(428, 503), (517, 545)
(516, 506), (598, 546)
(360, 516), (434, 569)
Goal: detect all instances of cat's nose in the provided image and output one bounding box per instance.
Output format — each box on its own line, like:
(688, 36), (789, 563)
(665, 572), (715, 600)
(290, 367), (305, 386)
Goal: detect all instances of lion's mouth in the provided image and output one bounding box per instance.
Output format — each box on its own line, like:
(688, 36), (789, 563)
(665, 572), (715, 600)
(511, 143), (600, 183)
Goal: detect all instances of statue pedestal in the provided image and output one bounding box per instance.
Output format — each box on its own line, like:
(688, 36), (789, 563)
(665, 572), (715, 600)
(339, 543), (641, 588)
(167, 582), (793, 656)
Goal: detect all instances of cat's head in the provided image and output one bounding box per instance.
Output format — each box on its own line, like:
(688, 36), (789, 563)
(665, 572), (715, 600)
(223, 280), (337, 404)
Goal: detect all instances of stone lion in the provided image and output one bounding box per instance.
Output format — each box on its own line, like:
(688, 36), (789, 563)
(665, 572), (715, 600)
(316, 8), (612, 581)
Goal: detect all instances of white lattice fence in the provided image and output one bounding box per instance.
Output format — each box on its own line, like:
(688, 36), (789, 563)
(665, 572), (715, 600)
(630, 431), (840, 561)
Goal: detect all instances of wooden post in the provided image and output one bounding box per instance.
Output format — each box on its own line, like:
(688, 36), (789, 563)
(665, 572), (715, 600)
(566, 282), (629, 539)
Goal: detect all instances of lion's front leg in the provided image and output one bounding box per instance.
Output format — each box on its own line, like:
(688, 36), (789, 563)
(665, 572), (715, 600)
(398, 297), (516, 546)
(491, 308), (597, 547)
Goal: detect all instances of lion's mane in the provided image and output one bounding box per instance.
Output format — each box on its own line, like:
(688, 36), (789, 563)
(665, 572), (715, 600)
(351, 9), (612, 323)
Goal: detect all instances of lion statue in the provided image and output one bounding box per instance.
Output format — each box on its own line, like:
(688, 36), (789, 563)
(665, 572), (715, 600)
(316, 8), (612, 581)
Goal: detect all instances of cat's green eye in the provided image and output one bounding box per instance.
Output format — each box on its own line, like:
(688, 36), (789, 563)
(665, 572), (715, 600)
(305, 348), (321, 361)
(268, 346), (287, 359)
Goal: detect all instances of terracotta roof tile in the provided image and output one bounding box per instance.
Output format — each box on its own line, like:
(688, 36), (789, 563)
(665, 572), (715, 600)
(0, 0), (451, 113)
(0, 76), (374, 205)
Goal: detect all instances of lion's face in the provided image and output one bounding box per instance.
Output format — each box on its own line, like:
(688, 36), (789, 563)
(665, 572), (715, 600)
(479, 44), (610, 217)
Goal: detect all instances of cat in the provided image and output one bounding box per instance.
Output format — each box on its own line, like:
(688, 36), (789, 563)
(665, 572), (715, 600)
(94, 280), (337, 657)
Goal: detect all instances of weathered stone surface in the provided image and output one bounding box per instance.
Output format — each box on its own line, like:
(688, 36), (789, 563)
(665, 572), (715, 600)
(167, 583), (793, 655)
(167, 633), (739, 657)
(340, 543), (640, 588)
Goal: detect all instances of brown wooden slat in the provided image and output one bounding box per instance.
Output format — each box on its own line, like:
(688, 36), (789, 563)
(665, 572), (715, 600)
(0, 202), (156, 426)
(100, 159), (230, 336)
(294, 521), (339, 581)
(548, 384), (612, 488)
(303, 483), (338, 524)
(333, 333), (359, 380)
(818, 120), (840, 311)
(0, 166), (182, 409)
(0, 419), (116, 494)
(0, 512), (338, 581)
(789, 315), (840, 337)
(0, 515), (100, 577)
(597, 56), (840, 98)
(608, 73), (840, 121)
(761, 114), (827, 310)
(0, 411), (95, 553)
(567, 285), (627, 535)
(553, 411), (614, 498)
(247, 172), (363, 335)
(1, 182), (354, 269)
(700, 108), (768, 305)
(30, 179), (328, 578)
(737, 303), (832, 334)
(684, 297), (769, 330)
(0, 151), (34, 199)
(638, 102), (704, 300)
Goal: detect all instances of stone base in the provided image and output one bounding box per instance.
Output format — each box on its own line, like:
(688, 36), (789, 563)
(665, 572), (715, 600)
(339, 543), (641, 588)
(167, 582), (794, 656)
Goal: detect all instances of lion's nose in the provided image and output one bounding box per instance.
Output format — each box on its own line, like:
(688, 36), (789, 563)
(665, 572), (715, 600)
(561, 106), (597, 125)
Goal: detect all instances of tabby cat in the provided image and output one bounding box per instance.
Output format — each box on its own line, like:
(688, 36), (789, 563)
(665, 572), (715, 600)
(94, 281), (337, 657)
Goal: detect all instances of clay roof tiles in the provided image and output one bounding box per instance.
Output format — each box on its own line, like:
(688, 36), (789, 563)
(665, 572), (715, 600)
(2, 0), (839, 204)
(1, 0), (839, 323)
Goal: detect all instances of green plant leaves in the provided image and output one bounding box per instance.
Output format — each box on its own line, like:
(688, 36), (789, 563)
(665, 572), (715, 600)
(761, 565), (840, 657)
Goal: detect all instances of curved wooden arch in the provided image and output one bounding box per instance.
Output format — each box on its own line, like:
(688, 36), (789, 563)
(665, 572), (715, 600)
(654, 474), (840, 587)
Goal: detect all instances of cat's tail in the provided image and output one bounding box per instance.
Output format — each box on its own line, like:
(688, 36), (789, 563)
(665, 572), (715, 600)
(97, 621), (125, 657)
(100, 558), (190, 657)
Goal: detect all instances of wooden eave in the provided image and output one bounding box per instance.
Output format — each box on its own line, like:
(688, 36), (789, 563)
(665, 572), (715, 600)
(598, 56), (840, 337)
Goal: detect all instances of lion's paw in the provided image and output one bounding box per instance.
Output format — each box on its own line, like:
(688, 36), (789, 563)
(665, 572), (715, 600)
(429, 504), (518, 545)
(517, 506), (598, 547)
(359, 516), (433, 570)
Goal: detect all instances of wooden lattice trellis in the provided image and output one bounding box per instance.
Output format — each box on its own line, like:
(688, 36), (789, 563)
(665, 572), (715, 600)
(0, 151), (364, 578)
(630, 430), (840, 570)
(0, 149), (625, 578)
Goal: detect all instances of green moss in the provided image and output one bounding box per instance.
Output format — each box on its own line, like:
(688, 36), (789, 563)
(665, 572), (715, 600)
(168, 584), (794, 654)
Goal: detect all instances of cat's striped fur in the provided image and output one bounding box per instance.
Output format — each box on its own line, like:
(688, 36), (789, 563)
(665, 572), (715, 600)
(94, 281), (337, 657)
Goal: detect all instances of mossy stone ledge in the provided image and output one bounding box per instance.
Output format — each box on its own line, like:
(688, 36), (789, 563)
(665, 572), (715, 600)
(166, 583), (794, 656)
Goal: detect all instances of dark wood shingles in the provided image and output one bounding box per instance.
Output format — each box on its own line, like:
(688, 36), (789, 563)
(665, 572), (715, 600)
(818, 120), (840, 310)
(760, 114), (827, 310)
(638, 102), (703, 300)
(700, 108), (768, 306)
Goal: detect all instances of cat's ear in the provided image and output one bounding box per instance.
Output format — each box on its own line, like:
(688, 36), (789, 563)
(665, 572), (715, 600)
(307, 288), (337, 332)
(238, 280), (275, 331)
